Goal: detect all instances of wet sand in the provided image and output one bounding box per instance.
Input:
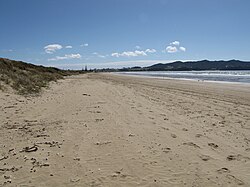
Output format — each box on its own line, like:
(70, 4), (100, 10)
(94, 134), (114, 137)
(0, 73), (250, 186)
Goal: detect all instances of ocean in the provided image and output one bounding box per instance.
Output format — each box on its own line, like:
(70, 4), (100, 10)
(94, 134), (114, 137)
(117, 70), (250, 84)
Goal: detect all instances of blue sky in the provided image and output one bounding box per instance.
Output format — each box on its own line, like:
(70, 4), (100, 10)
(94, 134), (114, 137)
(0, 0), (249, 69)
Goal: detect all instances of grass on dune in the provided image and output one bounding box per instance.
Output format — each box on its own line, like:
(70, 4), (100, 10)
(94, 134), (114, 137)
(0, 58), (83, 95)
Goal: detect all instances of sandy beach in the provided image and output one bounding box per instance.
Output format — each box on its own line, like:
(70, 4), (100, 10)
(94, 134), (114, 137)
(0, 73), (250, 187)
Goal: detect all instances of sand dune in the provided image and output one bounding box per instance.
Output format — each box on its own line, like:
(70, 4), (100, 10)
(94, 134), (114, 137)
(0, 73), (250, 186)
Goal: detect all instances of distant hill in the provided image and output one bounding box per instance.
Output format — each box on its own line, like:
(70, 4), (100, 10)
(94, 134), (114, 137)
(0, 58), (83, 95)
(146, 60), (250, 71)
(118, 60), (250, 72)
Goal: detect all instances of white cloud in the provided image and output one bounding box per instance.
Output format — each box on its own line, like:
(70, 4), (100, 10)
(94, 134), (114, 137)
(44, 44), (63, 54)
(119, 51), (135, 57)
(179, 46), (186, 52)
(111, 53), (120, 57)
(65, 45), (72, 49)
(135, 45), (141, 49)
(166, 41), (186, 53)
(170, 41), (180, 46)
(48, 53), (82, 61)
(134, 50), (147, 56)
(80, 43), (89, 47)
(111, 48), (156, 58)
(111, 50), (147, 57)
(145, 48), (156, 53)
(166, 46), (178, 53)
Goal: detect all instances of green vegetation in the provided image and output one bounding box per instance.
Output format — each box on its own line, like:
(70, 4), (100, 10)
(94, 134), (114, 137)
(0, 58), (84, 95)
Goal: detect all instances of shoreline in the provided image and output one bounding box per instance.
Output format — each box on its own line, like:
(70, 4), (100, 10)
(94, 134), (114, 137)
(1, 73), (250, 186)
(110, 72), (250, 95)
(113, 71), (250, 85)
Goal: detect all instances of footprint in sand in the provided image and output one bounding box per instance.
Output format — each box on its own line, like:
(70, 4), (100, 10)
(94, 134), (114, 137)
(82, 93), (91, 96)
(161, 127), (169, 131)
(227, 154), (250, 162)
(217, 167), (230, 173)
(162, 147), (171, 153)
(199, 154), (212, 161)
(183, 142), (200, 148)
(195, 134), (203, 138)
(171, 134), (177, 138)
(128, 133), (135, 137)
(95, 119), (104, 122)
(208, 143), (219, 149)
(70, 178), (80, 183)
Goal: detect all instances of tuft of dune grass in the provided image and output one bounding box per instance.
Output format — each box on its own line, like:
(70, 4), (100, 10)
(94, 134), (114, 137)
(0, 58), (83, 95)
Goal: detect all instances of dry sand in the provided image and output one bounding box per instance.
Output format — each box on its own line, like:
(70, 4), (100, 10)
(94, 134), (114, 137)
(0, 73), (250, 187)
